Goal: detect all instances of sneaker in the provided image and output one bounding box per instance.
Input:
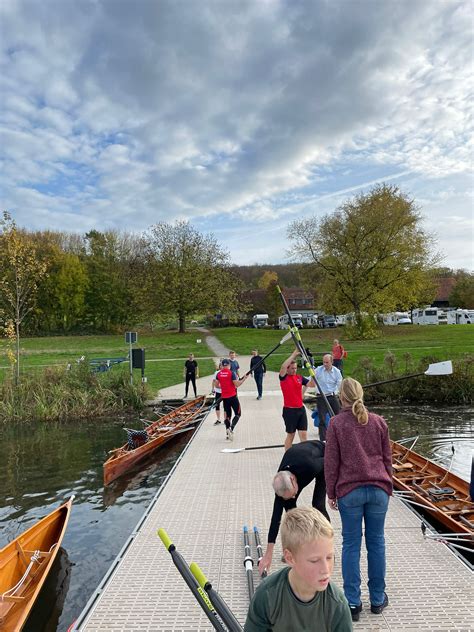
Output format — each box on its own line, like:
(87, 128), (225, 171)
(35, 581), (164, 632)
(213, 420), (221, 425)
(225, 429), (230, 440)
(228, 429), (234, 441)
(350, 604), (362, 622)
(371, 593), (388, 615)
(256, 396), (262, 400)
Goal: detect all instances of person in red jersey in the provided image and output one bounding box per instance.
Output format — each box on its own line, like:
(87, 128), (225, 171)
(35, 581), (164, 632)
(279, 350), (314, 451)
(213, 358), (248, 441)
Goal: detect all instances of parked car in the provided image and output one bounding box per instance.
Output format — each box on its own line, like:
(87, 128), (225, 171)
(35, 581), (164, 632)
(317, 314), (336, 328)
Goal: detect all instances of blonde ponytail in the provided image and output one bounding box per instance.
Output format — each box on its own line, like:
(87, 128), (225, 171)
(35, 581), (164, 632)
(340, 377), (369, 425)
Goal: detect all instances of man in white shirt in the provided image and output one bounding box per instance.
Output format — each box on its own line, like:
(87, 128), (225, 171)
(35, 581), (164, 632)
(314, 354), (342, 442)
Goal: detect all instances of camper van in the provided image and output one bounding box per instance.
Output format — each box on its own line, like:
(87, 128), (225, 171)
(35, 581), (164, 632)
(383, 312), (412, 326)
(278, 313), (303, 329)
(412, 307), (446, 325)
(446, 309), (474, 324)
(252, 313), (269, 328)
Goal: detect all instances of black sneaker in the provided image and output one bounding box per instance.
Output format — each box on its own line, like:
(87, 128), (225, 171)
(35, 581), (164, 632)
(371, 593), (388, 614)
(213, 420), (221, 425)
(350, 604), (362, 622)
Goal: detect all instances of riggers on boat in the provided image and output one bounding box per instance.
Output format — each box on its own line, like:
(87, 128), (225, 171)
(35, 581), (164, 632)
(391, 440), (474, 539)
(103, 395), (208, 486)
(0, 496), (74, 632)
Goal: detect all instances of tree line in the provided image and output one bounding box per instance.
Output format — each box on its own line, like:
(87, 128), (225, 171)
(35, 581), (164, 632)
(1, 184), (473, 359)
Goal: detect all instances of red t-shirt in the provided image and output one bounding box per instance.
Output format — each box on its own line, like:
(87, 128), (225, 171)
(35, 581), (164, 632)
(217, 368), (237, 398)
(332, 344), (345, 360)
(279, 374), (309, 408)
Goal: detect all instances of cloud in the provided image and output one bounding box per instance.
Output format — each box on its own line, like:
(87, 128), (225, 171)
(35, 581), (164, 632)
(0, 0), (472, 267)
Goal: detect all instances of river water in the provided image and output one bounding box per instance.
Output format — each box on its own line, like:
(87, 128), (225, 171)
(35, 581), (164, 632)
(0, 405), (472, 631)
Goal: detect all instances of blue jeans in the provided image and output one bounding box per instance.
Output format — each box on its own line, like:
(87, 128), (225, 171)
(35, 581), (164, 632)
(338, 485), (389, 607)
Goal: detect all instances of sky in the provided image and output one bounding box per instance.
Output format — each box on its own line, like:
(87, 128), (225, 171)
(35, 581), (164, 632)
(1, 0), (473, 269)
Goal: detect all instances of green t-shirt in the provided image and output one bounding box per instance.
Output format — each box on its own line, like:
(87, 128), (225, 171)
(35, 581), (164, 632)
(244, 567), (352, 632)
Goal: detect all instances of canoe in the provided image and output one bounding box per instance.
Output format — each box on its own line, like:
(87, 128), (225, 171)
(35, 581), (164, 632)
(0, 497), (73, 632)
(391, 440), (474, 537)
(104, 395), (208, 486)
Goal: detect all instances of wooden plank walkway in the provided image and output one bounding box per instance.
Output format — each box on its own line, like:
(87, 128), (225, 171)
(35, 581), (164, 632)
(73, 359), (474, 631)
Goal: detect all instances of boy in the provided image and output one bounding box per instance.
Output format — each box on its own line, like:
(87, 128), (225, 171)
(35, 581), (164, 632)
(245, 507), (352, 631)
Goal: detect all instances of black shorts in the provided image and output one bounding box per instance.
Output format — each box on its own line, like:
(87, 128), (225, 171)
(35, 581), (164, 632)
(214, 392), (222, 410)
(282, 406), (308, 434)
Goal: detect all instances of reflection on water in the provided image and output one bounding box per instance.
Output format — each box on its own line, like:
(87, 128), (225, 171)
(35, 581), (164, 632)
(0, 406), (472, 631)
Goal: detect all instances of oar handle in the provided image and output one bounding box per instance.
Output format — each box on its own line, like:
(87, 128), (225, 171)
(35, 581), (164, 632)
(158, 528), (173, 551)
(190, 561), (209, 589)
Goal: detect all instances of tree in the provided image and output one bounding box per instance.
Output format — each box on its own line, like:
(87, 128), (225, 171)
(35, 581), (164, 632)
(449, 271), (474, 309)
(288, 184), (439, 338)
(144, 221), (242, 332)
(258, 270), (278, 290)
(0, 212), (48, 382)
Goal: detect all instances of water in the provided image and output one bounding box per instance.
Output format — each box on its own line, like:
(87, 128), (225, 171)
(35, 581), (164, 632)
(0, 406), (472, 631)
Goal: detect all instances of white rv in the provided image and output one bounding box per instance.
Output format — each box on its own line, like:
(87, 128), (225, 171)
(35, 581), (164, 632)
(383, 312), (412, 326)
(447, 309), (474, 324)
(278, 313), (303, 329)
(412, 307), (446, 325)
(252, 313), (269, 328)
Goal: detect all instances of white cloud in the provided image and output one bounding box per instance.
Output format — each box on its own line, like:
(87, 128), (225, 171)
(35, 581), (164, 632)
(0, 0), (472, 268)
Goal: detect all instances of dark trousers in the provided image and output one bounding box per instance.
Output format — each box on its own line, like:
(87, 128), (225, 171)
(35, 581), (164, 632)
(185, 374), (197, 397)
(333, 358), (344, 376)
(223, 395), (241, 429)
(254, 371), (264, 397)
(286, 476), (329, 522)
(316, 394), (340, 442)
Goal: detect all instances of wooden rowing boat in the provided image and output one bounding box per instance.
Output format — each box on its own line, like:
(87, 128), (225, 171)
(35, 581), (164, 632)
(391, 440), (474, 537)
(0, 497), (73, 632)
(104, 395), (208, 486)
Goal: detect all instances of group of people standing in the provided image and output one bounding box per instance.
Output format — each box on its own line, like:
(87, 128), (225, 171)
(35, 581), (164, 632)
(183, 341), (392, 629)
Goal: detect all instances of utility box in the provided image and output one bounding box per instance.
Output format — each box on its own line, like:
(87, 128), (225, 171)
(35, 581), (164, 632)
(132, 348), (145, 369)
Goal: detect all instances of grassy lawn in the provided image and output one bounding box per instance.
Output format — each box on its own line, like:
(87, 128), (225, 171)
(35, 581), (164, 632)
(0, 331), (216, 393)
(211, 325), (473, 375)
(1, 325), (471, 395)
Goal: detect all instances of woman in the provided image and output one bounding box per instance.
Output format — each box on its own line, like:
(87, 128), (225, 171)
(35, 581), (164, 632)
(331, 339), (346, 375)
(324, 377), (392, 623)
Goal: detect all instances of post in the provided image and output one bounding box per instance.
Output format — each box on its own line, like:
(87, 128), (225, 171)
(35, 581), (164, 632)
(125, 332), (138, 386)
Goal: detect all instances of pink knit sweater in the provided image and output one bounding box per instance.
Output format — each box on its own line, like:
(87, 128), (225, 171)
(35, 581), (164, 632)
(324, 407), (393, 499)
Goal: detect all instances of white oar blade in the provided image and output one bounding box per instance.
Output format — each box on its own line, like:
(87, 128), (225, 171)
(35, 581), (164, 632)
(221, 448), (245, 453)
(279, 330), (293, 345)
(425, 360), (453, 376)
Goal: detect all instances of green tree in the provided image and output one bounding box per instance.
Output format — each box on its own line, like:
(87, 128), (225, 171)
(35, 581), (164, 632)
(449, 271), (474, 309)
(258, 270), (278, 289)
(0, 212), (48, 382)
(144, 221), (242, 332)
(265, 280), (282, 323)
(288, 184), (439, 338)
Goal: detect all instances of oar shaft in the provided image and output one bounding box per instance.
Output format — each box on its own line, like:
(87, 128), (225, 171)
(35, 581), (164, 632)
(363, 372), (424, 388)
(245, 335), (290, 376)
(158, 529), (226, 631)
(190, 562), (243, 632)
(253, 526), (267, 578)
(243, 526), (255, 600)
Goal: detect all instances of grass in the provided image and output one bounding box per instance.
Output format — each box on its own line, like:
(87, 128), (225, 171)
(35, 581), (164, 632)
(0, 331), (217, 393)
(210, 324), (474, 375)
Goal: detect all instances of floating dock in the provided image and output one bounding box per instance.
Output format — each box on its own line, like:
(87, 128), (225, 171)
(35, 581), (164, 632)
(73, 359), (473, 631)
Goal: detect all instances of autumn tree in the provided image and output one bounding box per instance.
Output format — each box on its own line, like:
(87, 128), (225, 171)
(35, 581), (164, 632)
(144, 221), (242, 332)
(288, 184), (439, 338)
(449, 271), (474, 309)
(0, 212), (48, 382)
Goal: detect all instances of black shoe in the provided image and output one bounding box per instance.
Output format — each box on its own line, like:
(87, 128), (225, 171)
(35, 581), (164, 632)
(371, 593), (388, 614)
(213, 420), (221, 425)
(350, 604), (362, 622)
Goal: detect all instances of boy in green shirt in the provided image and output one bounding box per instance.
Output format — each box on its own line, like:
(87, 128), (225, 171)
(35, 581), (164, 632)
(244, 507), (352, 631)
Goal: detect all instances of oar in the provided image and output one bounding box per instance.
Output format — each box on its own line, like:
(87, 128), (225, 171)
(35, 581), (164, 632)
(190, 562), (243, 632)
(253, 526), (267, 579)
(158, 529), (227, 631)
(221, 444), (285, 454)
(244, 331), (294, 376)
(277, 285), (335, 416)
(363, 360), (453, 388)
(243, 526), (255, 600)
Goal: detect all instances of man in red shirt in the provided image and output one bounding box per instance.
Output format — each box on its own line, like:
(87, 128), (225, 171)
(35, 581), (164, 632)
(279, 350), (314, 451)
(213, 358), (248, 441)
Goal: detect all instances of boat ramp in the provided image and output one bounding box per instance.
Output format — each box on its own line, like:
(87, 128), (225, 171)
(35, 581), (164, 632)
(72, 359), (473, 631)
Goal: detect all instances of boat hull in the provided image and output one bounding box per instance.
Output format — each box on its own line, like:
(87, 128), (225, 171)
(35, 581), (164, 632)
(104, 396), (207, 486)
(0, 497), (73, 632)
(391, 441), (473, 537)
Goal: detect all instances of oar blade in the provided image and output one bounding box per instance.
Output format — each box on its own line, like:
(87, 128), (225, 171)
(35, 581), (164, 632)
(279, 330), (293, 345)
(425, 360), (453, 376)
(221, 448), (245, 453)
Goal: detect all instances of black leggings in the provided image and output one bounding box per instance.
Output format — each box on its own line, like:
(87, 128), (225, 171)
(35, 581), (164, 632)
(185, 374), (197, 397)
(223, 395), (241, 429)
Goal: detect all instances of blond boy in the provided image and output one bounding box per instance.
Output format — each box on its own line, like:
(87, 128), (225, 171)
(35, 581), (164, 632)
(244, 507), (352, 631)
